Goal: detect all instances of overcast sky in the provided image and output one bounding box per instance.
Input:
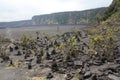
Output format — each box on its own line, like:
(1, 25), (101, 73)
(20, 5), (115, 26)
(0, 0), (113, 22)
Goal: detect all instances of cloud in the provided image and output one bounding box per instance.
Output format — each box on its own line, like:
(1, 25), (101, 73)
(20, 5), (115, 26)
(0, 0), (113, 21)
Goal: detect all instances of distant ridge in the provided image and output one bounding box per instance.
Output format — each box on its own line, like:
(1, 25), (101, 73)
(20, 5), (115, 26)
(0, 7), (106, 27)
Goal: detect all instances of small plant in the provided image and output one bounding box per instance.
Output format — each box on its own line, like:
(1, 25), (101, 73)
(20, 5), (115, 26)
(21, 34), (27, 46)
(88, 26), (116, 58)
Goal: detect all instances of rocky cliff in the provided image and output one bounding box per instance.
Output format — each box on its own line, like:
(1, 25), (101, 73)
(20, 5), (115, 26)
(32, 8), (105, 25)
(0, 7), (106, 27)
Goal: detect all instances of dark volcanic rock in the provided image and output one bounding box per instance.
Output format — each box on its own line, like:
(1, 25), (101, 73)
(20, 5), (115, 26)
(74, 60), (83, 69)
(9, 46), (13, 52)
(51, 60), (58, 72)
(14, 45), (19, 50)
(83, 71), (92, 79)
(28, 62), (32, 69)
(46, 73), (54, 79)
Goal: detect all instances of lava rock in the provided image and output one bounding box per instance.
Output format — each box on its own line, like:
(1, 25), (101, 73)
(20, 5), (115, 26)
(9, 46), (13, 52)
(46, 73), (53, 79)
(51, 59), (58, 72)
(14, 46), (19, 50)
(28, 62), (32, 69)
(83, 71), (92, 79)
(74, 60), (83, 68)
(65, 74), (73, 80)
(15, 51), (22, 56)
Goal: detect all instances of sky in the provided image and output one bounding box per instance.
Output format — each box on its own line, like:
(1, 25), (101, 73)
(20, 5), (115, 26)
(0, 0), (113, 22)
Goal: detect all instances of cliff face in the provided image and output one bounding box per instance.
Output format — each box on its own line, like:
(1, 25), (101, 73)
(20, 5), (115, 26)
(32, 8), (105, 25)
(0, 7), (106, 27)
